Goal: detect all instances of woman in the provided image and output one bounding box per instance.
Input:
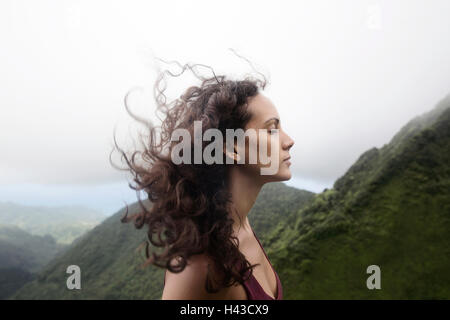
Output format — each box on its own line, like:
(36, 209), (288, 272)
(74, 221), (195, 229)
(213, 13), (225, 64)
(112, 62), (294, 300)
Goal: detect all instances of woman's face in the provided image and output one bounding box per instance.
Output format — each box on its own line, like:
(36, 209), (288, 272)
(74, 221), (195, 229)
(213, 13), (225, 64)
(231, 93), (295, 183)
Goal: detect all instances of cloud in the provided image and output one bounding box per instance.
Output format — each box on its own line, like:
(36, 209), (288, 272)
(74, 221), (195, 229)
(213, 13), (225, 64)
(1, 0), (450, 202)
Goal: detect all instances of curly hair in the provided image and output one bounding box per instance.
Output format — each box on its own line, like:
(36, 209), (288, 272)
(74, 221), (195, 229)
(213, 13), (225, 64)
(110, 57), (269, 294)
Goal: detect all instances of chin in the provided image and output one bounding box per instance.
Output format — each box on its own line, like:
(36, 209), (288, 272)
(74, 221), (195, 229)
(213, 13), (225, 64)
(259, 165), (292, 182)
(279, 172), (292, 181)
(272, 169), (292, 182)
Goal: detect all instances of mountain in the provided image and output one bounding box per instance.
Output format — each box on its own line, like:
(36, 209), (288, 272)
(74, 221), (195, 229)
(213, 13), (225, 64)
(0, 202), (108, 244)
(0, 202), (108, 299)
(10, 183), (315, 299)
(0, 268), (35, 300)
(265, 94), (450, 299)
(0, 225), (68, 299)
(248, 183), (315, 246)
(0, 225), (67, 272)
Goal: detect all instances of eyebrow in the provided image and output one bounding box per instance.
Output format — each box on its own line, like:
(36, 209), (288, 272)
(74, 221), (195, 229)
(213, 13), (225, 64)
(264, 117), (279, 126)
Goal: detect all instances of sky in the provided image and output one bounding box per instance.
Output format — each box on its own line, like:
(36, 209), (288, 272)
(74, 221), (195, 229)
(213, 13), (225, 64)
(1, 0), (450, 215)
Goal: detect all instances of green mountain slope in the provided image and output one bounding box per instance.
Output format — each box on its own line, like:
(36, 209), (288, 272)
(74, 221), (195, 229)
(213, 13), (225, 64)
(265, 95), (450, 299)
(0, 225), (68, 299)
(248, 182), (315, 246)
(0, 202), (107, 244)
(11, 183), (314, 299)
(0, 225), (67, 272)
(0, 268), (35, 300)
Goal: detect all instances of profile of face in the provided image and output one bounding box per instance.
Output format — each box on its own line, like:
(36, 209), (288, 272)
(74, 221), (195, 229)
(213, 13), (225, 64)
(226, 93), (295, 184)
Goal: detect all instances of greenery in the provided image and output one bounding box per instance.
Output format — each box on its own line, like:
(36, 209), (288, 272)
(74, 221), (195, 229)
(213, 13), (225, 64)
(0, 225), (68, 273)
(0, 268), (35, 300)
(0, 203), (107, 244)
(0, 225), (68, 299)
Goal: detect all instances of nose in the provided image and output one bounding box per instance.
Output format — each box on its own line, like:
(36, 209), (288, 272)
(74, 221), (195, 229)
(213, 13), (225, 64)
(282, 133), (294, 151)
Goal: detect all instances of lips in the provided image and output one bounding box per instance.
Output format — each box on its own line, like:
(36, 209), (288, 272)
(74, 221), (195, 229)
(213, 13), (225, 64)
(283, 156), (291, 162)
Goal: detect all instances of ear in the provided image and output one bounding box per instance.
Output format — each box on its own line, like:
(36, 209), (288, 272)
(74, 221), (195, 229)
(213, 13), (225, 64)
(223, 143), (241, 162)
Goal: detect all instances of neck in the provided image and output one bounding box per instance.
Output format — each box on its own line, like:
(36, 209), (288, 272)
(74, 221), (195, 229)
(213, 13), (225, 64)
(227, 166), (264, 237)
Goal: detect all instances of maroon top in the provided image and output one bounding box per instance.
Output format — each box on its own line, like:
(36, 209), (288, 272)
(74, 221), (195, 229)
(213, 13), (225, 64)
(163, 227), (283, 300)
(242, 227), (283, 300)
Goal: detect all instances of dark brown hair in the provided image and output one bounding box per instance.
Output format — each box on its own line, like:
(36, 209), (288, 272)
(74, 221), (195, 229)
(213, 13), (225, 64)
(110, 57), (268, 293)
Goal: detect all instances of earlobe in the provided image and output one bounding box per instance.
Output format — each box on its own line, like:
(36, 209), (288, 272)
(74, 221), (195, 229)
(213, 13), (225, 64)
(224, 150), (241, 162)
(223, 145), (241, 162)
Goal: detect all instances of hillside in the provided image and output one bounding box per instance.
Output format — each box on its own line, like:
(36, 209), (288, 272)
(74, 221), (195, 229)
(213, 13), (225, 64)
(0, 202), (107, 244)
(0, 225), (67, 272)
(265, 94), (450, 299)
(0, 268), (35, 300)
(0, 225), (68, 299)
(11, 183), (314, 299)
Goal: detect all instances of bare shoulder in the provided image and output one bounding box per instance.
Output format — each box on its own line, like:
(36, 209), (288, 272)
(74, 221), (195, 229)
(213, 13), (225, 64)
(161, 253), (230, 300)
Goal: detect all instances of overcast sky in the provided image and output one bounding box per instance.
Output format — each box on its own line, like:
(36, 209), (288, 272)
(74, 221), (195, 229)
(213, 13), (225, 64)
(1, 0), (450, 215)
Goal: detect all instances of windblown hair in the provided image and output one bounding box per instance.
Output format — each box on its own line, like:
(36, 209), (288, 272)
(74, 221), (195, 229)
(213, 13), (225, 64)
(110, 58), (268, 293)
